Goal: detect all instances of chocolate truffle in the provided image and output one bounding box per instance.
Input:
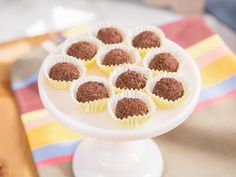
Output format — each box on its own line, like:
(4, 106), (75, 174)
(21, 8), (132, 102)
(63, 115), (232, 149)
(102, 49), (132, 66)
(116, 98), (148, 119)
(77, 81), (109, 102)
(153, 78), (184, 101)
(49, 62), (79, 81)
(149, 52), (179, 72)
(132, 31), (160, 48)
(97, 27), (123, 44)
(67, 41), (97, 60)
(116, 70), (147, 90)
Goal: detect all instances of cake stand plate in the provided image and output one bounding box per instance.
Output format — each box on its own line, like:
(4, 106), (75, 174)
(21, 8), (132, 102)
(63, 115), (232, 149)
(38, 39), (201, 177)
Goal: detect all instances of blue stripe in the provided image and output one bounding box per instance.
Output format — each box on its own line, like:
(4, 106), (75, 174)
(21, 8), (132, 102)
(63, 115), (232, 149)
(200, 74), (236, 101)
(58, 34), (66, 41)
(32, 140), (81, 162)
(11, 73), (38, 90)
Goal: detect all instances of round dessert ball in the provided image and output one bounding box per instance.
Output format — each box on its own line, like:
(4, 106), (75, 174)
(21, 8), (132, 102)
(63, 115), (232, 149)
(77, 81), (109, 102)
(67, 41), (97, 60)
(153, 78), (184, 101)
(149, 52), (179, 72)
(116, 98), (148, 119)
(132, 31), (160, 48)
(102, 49), (132, 66)
(97, 27), (123, 44)
(49, 62), (79, 81)
(116, 70), (147, 90)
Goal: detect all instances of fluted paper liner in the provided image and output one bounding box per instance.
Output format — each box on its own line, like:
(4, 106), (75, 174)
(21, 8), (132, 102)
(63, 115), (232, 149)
(146, 73), (188, 109)
(62, 35), (102, 68)
(143, 47), (183, 76)
(44, 55), (86, 89)
(109, 64), (152, 93)
(96, 44), (141, 74)
(129, 26), (165, 58)
(70, 76), (114, 112)
(108, 90), (156, 128)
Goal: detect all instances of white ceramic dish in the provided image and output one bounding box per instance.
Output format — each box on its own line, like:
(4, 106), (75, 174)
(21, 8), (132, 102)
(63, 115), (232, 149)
(38, 39), (201, 177)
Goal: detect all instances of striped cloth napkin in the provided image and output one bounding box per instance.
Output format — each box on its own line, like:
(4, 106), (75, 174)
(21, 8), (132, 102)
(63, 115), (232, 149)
(11, 16), (236, 177)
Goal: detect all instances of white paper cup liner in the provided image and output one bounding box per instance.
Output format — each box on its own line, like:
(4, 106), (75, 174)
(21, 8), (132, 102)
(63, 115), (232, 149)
(89, 21), (129, 45)
(108, 90), (156, 128)
(143, 46), (183, 76)
(43, 54), (86, 89)
(70, 76), (114, 112)
(62, 35), (102, 67)
(128, 26), (166, 57)
(96, 44), (141, 74)
(109, 64), (152, 93)
(146, 73), (189, 109)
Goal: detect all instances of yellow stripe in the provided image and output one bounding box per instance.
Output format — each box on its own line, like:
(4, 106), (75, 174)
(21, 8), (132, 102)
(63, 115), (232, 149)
(186, 35), (224, 59)
(27, 121), (83, 149)
(200, 53), (236, 87)
(21, 109), (48, 123)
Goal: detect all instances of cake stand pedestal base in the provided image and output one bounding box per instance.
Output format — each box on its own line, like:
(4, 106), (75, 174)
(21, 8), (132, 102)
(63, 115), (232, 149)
(73, 138), (163, 177)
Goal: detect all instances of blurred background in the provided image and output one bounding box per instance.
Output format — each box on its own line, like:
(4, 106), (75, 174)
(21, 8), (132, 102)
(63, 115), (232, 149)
(1, 1), (236, 177)
(0, 0), (235, 52)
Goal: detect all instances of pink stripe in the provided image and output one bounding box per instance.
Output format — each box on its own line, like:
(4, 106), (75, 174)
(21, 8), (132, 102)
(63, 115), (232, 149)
(14, 82), (43, 113)
(197, 44), (229, 68)
(24, 115), (54, 130)
(196, 88), (236, 111)
(35, 154), (73, 167)
(160, 16), (214, 48)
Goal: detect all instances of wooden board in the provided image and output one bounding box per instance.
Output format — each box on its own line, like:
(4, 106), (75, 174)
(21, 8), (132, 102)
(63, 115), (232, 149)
(0, 33), (58, 177)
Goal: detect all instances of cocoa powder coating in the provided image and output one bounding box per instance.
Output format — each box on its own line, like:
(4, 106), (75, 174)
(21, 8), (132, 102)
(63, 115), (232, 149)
(97, 27), (123, 44)
(132, 31), (160, 48)
(102, 49), (132, 66)
(149, 52), (179, 72)
(152, 78), (184, 101)
(76, 81), (109, 102)
(116, 98), (148, 119)
(115, 70), (147, 90)
(67, 41), (97, 60)
(49, 62), (79, 81)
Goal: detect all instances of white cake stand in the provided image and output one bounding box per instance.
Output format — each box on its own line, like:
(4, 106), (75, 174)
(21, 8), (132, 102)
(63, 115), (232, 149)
(38, 39), (201, 177)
